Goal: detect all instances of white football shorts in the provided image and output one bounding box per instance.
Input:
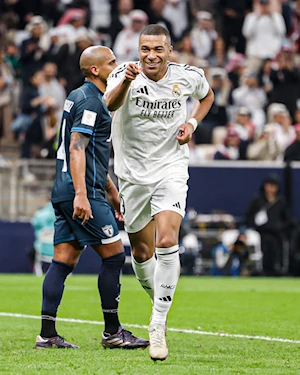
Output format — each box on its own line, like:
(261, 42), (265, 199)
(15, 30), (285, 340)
(118, 175), (188, 233)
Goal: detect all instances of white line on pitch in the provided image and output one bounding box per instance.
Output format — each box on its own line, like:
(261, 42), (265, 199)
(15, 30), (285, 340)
(0, 312), (299, 345)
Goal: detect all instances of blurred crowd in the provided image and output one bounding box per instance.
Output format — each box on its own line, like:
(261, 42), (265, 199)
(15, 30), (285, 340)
(0, 0), (300, 162)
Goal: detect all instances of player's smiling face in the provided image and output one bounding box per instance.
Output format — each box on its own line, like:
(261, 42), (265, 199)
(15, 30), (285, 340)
(139, 34), (172, 81)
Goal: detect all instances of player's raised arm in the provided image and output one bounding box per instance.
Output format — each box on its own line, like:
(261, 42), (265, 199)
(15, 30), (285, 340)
(177, 87), (215, 145)
(69, 132), (93, 224)
(104, 63), (141, 111)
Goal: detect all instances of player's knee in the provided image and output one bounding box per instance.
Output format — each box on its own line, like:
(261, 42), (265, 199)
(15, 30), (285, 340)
(53, 255), (80, 267)
(156, 235), (177, 249)
(131, 244), (152, 263)
(102, 251), (125, 269)
(54, 242), (82, 267)
(53, 252), (81, 267)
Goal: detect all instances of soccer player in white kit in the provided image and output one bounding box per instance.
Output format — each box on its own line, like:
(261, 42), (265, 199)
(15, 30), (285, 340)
(104, 25), (214, 361)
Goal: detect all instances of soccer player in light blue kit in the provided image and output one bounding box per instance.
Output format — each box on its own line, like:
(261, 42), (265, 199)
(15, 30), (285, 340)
(35, 46), (148, 349)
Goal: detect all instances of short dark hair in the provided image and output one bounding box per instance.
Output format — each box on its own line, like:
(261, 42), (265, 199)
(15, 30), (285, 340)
(140, 24), (171, 45)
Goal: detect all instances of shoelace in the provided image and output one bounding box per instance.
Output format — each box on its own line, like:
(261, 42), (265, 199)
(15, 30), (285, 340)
(150, 327), (165, 347)
(122, 329), (136, 342)
(48, 336), (65, 344)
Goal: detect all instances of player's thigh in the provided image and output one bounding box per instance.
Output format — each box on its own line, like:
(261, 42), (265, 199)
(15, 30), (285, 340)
(154, 210), (183, 248)
(119, 178), (152, 234)
(53, 202), (78, 246)
(151, 176), (188, 218)
(128, 220), (156, 262)
(56, 199), (120, 247)
(52, 203), (83, 265)
(151, 176), (187, 247)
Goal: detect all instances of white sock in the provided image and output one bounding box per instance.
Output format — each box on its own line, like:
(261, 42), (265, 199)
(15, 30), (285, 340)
(132, 255), (156, 301)
(151, 245), (180, 325)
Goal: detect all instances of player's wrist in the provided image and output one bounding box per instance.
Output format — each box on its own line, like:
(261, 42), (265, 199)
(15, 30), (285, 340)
(187, 118), (198, 132)
(123, 77), (132, 85)
(75, 191), (87, 197)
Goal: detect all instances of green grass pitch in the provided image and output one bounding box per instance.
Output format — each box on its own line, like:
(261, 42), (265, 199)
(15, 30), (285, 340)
(0, 275), (299, 375)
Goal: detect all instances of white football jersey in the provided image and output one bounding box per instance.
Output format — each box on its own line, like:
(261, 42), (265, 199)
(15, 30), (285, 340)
(104, 61), (210, 185)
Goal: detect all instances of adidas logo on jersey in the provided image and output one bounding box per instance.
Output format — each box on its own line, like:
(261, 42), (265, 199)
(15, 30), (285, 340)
(136, 86), (149, 95)
(173, 202), (181, 209)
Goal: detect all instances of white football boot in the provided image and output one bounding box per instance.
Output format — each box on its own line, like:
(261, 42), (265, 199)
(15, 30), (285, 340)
(148, 323), (168, 361)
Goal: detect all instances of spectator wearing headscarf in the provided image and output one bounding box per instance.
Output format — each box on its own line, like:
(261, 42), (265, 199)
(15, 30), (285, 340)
(20, 16), (49, 84)
(214, 128), (245, 160)
(266, 103), (295, 153)
(113, 9), (148, 63)
(191, 11), (218, 60)
(247, 124), (282, 161)
(231, 71), (267, 134)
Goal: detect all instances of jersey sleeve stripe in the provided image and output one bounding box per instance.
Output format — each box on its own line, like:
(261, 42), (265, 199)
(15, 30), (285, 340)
(112, 65), (127, 77)
(113, 63), (127, 74)
(79, 88), (87, 99)
(168, 62), (204, 77)
(71, 127), (93, 135)
(167, 62), (182, 67)
(184, 67), (204, 77)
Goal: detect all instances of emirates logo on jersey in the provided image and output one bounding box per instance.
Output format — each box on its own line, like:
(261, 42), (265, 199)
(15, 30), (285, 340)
(172, 84), (181, 98)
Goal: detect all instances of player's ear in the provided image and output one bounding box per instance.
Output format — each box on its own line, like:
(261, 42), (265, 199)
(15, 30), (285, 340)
(90, 65), (99, 77)
(169, 45), (173, 54)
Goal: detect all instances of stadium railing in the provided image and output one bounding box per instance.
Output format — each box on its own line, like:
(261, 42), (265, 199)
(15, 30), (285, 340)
(0, 159), (55, 221)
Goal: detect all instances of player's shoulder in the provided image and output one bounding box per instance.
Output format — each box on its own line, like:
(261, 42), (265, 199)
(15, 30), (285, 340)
(109, 61), (140, 78)
(64, 87), (102, 114)
(168, 62), (206, 78)
(71, 84), (102, 103)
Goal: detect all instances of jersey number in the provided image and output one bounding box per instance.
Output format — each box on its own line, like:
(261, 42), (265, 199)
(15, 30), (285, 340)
(57, 119), (67, 172)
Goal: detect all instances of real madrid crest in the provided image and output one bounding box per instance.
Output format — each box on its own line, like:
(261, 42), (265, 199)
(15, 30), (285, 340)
(172, 84), (181, 98)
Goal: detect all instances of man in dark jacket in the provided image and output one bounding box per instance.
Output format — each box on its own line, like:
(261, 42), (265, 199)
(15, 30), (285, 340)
(245, 174), (290, 276)
(269, 48), (300, 121)
(218, 0), (252, 53)
(284, 123), (300, 161)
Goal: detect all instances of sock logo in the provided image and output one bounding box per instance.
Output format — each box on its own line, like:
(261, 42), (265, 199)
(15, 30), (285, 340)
(173, 202), (181, 209)
(160, 284), (175, 289)
(115, 294), (121, 303)
(159, 296), (172, 302)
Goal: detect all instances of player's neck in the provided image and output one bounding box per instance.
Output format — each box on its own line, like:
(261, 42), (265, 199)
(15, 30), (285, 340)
(144, 65), (168, 82)
(85, 78), (106, 94)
